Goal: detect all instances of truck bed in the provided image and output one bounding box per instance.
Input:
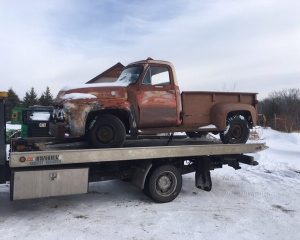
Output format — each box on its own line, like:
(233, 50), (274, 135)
(181, 91), (257, 126)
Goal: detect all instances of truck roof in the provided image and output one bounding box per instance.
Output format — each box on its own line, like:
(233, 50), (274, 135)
(129, 57), (174, 67)
(127, 58), (178, 86)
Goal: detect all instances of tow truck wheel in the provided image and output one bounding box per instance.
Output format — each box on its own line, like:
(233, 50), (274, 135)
(146, 165), (182, 203)
(88, 114), (126, 148)
(220, 115), (250, 144)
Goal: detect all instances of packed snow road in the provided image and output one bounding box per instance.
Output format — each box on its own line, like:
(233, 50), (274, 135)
(0, 127), (300, 240)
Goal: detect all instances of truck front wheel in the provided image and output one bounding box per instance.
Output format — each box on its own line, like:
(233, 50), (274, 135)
(220, 115), (250, 144)
(145, 165), (182, 203)
(88, 114), (126, 148)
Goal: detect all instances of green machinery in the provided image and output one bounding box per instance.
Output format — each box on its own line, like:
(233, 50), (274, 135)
(10, 106), (27, 138)
(8, 106), (53, 140)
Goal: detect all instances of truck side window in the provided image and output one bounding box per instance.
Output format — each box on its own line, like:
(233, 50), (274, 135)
(142, 66), (170, 85)
(151, 67), (170, 85)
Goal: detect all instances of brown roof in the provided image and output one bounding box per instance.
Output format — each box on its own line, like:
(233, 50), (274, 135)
(86, 62), (125, 84)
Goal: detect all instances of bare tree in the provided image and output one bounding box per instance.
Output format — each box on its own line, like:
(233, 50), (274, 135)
(259, 88), (300, 132)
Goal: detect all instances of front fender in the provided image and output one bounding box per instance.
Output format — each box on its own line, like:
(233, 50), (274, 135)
(210, 103), (257, 130)
(63, 100), (101, 137)
(84, 100), (136, 137)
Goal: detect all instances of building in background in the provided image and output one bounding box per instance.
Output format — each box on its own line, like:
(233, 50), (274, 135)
(86, 62), (124, 84)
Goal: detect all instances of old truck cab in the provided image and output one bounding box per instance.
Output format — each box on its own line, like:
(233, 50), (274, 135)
(51, 58), (257, 148)
(124, 59), (182, 128)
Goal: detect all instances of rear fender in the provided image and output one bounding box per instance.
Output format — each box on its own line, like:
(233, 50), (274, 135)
(130, 161), (152, 190)
(210, 103), (257, 130)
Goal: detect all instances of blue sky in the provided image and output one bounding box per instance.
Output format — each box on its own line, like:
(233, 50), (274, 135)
(1, 0), (300, 99)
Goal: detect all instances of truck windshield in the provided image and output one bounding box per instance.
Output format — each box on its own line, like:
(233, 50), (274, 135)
(116, 66), (143, 85)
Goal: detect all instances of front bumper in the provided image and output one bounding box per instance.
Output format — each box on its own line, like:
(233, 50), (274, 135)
(51, 101), (89, 138)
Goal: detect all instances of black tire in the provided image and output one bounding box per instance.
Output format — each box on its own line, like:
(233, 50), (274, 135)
(186, 132), (207, 138)
(88, 114), (126, 148)
(220, 115), (250, 144)
(146, 165), (182, 203)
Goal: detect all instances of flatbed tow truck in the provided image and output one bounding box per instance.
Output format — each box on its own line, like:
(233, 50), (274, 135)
(0, 92), (267, 203)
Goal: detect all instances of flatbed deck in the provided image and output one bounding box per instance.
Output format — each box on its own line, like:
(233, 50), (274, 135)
(10, 139), (267, 168)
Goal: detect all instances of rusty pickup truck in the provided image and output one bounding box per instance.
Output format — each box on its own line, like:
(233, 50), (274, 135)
(51, 58), (258, 148)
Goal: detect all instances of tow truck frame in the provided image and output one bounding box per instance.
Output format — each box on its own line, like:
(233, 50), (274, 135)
(0, 93), (267, 202)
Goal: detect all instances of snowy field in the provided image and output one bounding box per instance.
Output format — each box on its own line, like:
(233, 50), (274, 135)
(0, 127), (300, 240)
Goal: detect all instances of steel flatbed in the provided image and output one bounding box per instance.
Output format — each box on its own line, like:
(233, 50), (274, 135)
(6, 137), (267, 202)
(10, 140), (266, 168)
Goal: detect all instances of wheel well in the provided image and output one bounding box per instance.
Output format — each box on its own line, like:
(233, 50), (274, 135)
(85, 109), (130, 133)
(143, 159), (183, 189)
(227, 111), (253, 127)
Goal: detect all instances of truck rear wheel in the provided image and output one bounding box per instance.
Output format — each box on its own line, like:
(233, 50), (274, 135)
(220, 115), (250, 144)
(145, 165), (182, 203)
(88, 114), (126, 148)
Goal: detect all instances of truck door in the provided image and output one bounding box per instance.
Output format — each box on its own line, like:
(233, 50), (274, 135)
(137, 66), (178, 128)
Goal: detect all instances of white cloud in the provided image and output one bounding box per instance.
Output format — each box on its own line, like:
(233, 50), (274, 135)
(0, 0), (300, 99)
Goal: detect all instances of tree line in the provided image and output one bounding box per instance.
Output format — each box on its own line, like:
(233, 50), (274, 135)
(259, 88), (300, 132)
(5, 87), (54, 121)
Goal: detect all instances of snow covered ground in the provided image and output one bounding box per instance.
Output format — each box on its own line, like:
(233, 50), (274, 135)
(0, 127), (300, 240)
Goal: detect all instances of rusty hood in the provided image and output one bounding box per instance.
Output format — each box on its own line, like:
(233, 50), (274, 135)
(55, 85), (128, 103)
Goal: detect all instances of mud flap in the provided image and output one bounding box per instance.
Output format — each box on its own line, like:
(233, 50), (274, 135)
(195, 157), (212, 191)
(0, 166), (9, 184)
(195, 170), (212, 191)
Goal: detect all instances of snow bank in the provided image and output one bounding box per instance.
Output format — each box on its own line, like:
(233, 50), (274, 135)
(259, 127), (300, 146)
(62, 93), (97, 100)
(250, 127), (300, 172)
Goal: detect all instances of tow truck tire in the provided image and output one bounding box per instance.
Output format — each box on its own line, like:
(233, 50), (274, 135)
(220, 115), (250, 144)
(146, 165), (182, 203)
(88, 114), (126, 148)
